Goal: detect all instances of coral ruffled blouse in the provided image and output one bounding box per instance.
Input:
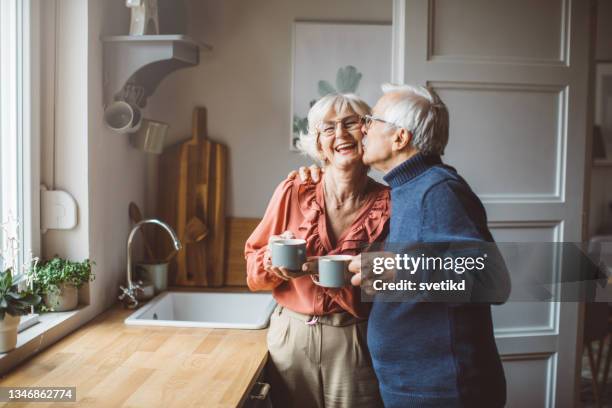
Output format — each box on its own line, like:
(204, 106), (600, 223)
(245, 176), (390, 318)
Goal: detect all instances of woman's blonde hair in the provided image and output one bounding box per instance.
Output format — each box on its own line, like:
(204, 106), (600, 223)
(296, 93), (371, 165)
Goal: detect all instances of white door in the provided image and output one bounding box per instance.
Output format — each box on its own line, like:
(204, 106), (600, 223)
(392, 1), (590, 406)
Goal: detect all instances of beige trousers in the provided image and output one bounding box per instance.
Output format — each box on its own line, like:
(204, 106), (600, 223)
(266, 305), (383, 408)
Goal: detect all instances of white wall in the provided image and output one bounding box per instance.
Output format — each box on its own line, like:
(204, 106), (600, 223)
(40, 0), (90, 262)
(41, 0), (147, 312)
(1, 0), (149, 374)
(145, 0), (392, 218)
(86, 0), (148, 309)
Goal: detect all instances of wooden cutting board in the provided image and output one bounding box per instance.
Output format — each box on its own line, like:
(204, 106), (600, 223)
(157, 107), (227, 287)
(225, 217), (262, 286)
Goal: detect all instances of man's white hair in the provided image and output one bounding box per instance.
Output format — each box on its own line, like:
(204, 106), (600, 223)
(297, 93), (371, 165)
(381, 83), (449, 156)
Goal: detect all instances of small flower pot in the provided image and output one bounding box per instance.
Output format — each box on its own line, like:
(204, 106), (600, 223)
(44, 283), (78, 312)
(0, 314), (20, 353)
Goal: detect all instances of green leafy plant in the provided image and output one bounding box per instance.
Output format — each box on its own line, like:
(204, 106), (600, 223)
(317, 65), (363, 96)
(0, 268), (41, 320)
(31, 257), (95, 296)
(293, 115), (309, 135)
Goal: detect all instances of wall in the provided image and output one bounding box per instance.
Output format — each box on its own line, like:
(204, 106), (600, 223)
(87, 0), (148, 309)
(145, 0), (393, 218)
(41, 0), (147, 312)
(40, 0), (90, 263)
(0, 0), (151, 372)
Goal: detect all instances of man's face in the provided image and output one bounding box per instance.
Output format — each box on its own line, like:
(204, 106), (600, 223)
(362, 95), (396, 171)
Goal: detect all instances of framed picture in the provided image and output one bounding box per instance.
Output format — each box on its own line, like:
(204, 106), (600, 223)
(290, 21), (392, 151)
(596, 63), (612, 159)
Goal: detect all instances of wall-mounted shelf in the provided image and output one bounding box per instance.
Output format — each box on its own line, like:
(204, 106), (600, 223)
(594, 159), (612, 168)
(102, 35), (211, 107)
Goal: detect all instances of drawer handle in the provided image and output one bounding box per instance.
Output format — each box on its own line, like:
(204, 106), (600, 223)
(249, 382), (271, 400)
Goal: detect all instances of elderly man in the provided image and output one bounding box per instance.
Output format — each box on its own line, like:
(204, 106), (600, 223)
(297, 84), (507, 407)
(358, 84), (507, 408)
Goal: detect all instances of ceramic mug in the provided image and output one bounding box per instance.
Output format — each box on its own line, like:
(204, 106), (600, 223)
(313, 255), (353, 288)
(129, 119), (169, 154)
(103, 100), (142, 134)
(270, 239), (307, 271)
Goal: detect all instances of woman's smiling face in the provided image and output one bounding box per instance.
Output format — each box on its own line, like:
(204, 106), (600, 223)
(317, 109), (365, 170)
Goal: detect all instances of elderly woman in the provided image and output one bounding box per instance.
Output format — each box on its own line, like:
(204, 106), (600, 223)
(245, 93), (389, 408)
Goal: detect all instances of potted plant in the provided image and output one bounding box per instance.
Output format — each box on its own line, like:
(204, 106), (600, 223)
(0, 269), (41, 352)
(32, 257), (94, 312)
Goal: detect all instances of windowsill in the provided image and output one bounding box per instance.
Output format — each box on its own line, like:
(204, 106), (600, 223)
(0, 305), (91, 374)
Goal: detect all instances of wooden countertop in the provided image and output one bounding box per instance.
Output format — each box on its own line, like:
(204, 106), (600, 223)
(0, 306), (269, 407)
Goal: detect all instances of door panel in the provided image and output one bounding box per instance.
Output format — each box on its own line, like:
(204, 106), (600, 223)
(503, 354), (556, 408)
(393, 1), (590, 406)
(430, 0), (567, 64)
(437, 83), (564, 200)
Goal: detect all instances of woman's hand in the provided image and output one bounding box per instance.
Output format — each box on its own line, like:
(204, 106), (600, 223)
(264, 231), (312, 280)
(287, 165), (324, 184)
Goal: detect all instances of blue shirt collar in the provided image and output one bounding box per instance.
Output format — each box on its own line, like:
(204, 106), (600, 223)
(383, 153), (442, 188)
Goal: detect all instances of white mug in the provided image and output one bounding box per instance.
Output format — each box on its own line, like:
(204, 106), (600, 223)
(104, 100), (142, 134)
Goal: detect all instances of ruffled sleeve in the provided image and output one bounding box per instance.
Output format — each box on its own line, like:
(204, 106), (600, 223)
(244, 177), (296, 291)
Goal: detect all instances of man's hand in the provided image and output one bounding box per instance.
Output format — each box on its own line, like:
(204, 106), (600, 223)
(349, 252), (398, 295)
(301, 256), (319, 275)
(348, 255), (363, 286)
(287, 165), (324, 184)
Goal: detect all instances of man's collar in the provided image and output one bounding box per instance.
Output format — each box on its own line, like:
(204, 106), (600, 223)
(383, 153), (442, 188)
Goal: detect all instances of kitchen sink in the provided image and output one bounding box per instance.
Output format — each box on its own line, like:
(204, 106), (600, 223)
(124, 291), (276, 329)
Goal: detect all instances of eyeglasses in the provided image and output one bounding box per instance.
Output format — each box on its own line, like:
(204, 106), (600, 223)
(318, 116), (363, 136)
(362, 114), (398, 130)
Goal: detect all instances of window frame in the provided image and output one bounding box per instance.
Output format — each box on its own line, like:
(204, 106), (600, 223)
(0, 0), (41, 280)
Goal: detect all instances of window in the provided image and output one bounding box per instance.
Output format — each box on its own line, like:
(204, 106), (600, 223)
(0, 0), (40, 282)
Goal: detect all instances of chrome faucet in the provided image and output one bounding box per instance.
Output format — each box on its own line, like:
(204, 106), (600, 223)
(119, 219), (182, 308)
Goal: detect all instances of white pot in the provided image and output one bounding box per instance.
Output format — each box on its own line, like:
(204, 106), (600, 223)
(44, 283), (78, 312)
(0, 314), (20, 353)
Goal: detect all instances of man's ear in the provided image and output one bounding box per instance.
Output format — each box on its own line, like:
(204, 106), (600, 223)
(392, 128), (413, 152)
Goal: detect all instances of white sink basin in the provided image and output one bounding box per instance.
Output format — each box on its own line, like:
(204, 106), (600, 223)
(125, 291), (276, 329)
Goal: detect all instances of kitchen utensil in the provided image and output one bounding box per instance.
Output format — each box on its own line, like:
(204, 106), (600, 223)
(207, 142), (227, 287)
(136, 282), (155, 301)
(136, 262), (169, 293)
(185, 217), (209, 243)
(159, 217), (208, 263)
(157, 107), (228, 287)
